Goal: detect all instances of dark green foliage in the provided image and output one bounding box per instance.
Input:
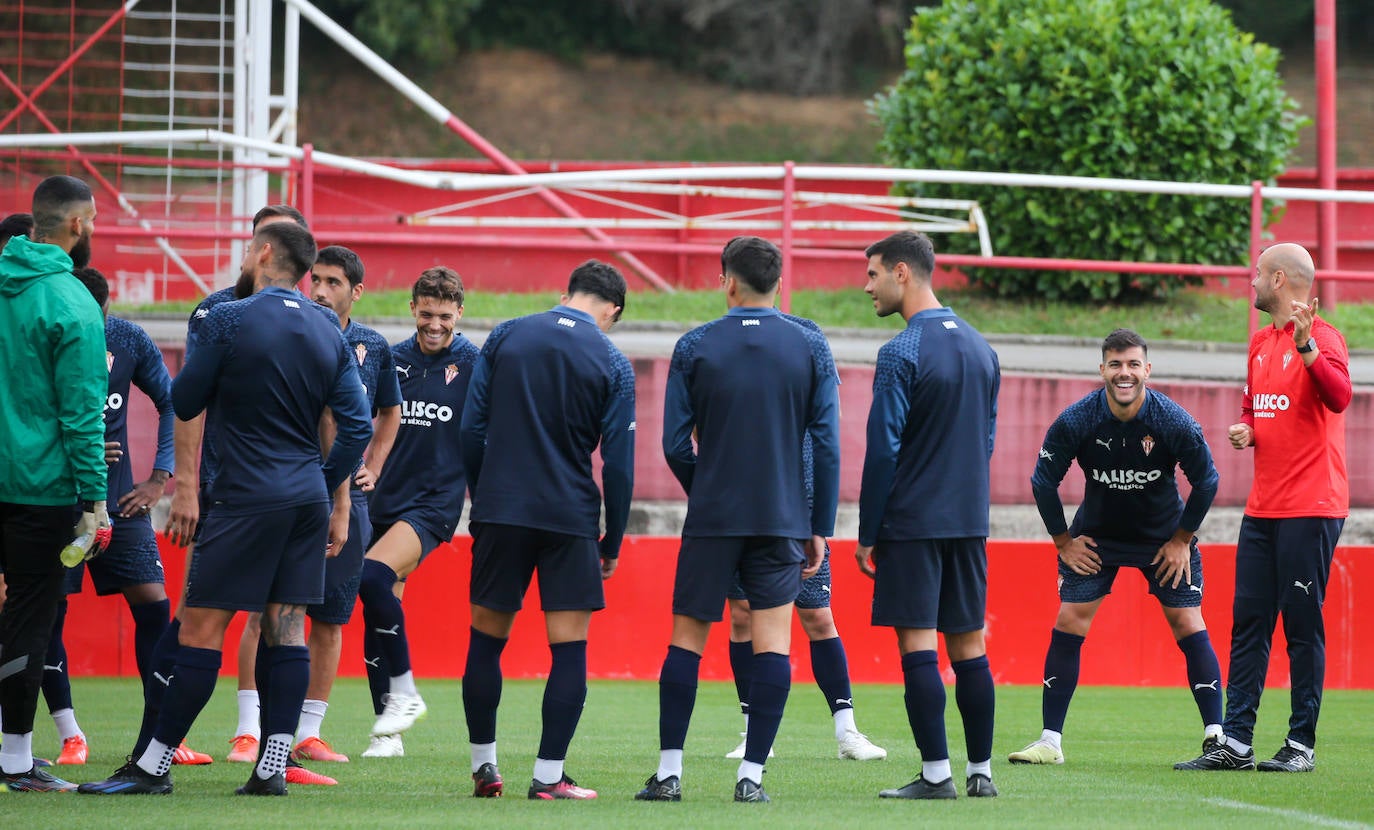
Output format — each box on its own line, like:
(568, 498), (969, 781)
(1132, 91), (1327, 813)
(311, 0), (481, 66)
(872, 0), (1305, 302)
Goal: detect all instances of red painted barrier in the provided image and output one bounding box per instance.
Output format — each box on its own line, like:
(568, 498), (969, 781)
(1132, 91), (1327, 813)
(121, 350), (1374, 509)
(63, 536), (1374, 689)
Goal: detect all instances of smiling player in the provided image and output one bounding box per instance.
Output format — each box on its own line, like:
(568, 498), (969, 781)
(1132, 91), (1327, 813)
(1012, 328), (1222, 768)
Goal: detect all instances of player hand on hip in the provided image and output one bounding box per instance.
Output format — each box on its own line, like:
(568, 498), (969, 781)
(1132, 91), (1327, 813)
(1151, 534), (1192, 590)
(104, 440), (123, 465)
(1055, 534), (1101, 576)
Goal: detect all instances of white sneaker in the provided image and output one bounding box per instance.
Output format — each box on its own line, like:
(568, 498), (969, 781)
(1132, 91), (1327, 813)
(360, 733), (405, 758)
(837, 729), (887, 760)
(1008, 738), (1064, 765)
(371, 692), (428, 736)
(724, 732), (775, 760)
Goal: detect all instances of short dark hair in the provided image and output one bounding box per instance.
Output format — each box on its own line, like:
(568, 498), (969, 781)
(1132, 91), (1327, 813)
(1, 212), (34, 241)
(315, 245), (364, 287)
(412, 266), (464, 306)
(72, 266), (109, 309)
(1102, 328), (1148, 358)
(567, 259), (627, 320)
(865, 230), (936, 279)
(251, 204), (309, 231)
(254, 221), (317, 281)
(32, 175), (94, 241)
(721, 236), (781, 295)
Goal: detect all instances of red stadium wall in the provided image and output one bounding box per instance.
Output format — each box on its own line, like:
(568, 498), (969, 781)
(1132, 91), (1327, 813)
(123, 348), (1374, 509)
(63, 537), (1374, 689)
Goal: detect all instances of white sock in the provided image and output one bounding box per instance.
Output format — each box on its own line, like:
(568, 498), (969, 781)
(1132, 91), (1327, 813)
(1221, 735), (1252, 754)
(137, 738), (176, 777)
(966, 759), (992, 779)
(390, 671), (418, 698)
(1286, 738), (1314, 758)
(922, 758), (952, 783)
(0, 731), (33, 774)
(51, 707), (82, 742)
(657, 748), (683, 780)
(236, 690), (261, 738)
(737, 759), (765, 784)
(255, 733), (292, 780)
(1204, 723), (1224, 740)
(297, 699), (328, 742)
(533, 758), (564, 785)
(833, 707), (857, 740)
(1040, 728), (1063, 750)
(471, 741), (497, 773)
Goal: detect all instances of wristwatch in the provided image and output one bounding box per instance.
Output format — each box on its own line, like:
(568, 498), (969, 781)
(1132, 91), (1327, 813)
(1296, 338), (1317, 354)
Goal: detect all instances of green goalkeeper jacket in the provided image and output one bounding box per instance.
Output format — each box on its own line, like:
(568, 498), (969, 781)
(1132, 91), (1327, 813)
(0, 234), (108, 505)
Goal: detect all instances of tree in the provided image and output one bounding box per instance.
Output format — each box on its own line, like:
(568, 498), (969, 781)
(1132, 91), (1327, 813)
(872, 0), (1305, 301)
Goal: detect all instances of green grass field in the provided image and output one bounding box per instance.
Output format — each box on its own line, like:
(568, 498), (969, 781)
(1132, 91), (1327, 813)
(5, 678), (1371, 828)
(118, 287), (1374, 349)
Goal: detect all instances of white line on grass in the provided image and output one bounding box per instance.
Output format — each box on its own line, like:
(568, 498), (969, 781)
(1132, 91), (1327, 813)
(1204, 798), (1373, 829)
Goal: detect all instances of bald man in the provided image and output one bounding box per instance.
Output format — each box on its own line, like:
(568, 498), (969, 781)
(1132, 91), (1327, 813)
(1176, 243), (1351, 773)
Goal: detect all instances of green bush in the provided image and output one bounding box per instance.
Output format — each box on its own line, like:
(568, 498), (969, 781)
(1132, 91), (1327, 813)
(872, 0), (1305, 301)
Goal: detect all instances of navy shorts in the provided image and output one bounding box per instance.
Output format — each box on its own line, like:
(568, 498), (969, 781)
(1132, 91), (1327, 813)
(674, 536), (803, 622)
(728, 543), (831, 609)
(185, 502), (329, 611)
(63, 513), (165, 596)
(369, 516), (445, 568)
(469, 522), (604, 613)
(310, 492), (370, 624)
(871, 537), (987, 633)
(1057, 541), (1205, 608)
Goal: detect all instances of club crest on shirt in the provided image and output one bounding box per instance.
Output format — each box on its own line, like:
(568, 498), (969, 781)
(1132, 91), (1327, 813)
(444, 363), (459, 385)
(1141, 434), (1155, 456)
(1282, 350), (1293, 371)
(355, 343), (367, 366)
(106, 351), (114, 372)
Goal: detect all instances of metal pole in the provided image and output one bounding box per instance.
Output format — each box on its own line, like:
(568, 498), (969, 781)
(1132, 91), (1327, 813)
(1249, 180), (1263, 338)
(1315, 0), (1338, 307)
(780, 160), (795, 314)
(283, 3), (300, 151)
(301, 142), (314, 227)
(279, 0), (674, 293)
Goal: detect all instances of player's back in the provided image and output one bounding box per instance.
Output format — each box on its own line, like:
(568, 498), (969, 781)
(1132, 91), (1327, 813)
(198, 287), (349, 512)
(877, 308), (999, 540)
(671, 307), (830, 538)
(104, 316), (173, 502)
(468, 307), (633, 537)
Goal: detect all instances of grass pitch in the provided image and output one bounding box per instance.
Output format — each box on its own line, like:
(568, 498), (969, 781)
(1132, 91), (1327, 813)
(5, 679), (1371, 828)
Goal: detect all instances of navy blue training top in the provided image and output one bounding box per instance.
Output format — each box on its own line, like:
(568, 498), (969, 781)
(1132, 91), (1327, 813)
(369, 332), (480, 541)
(461, 306), (636, 559)
(1031, 388), (1219, 563)
(342, 320), (402, 416)
(171, 286), (371, 514)
(858, 307), (1000, 545)
(783, 313), (841, 509)
(185, 286), (236, 488)
(663, 306), (840, 539)
(105, 316), (175, 501)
